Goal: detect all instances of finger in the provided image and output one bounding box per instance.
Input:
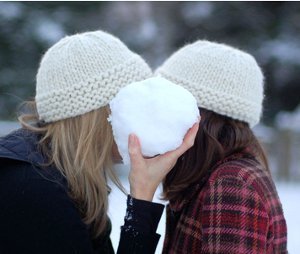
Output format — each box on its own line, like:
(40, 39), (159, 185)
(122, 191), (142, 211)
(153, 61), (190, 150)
(185, 121), (200, 143)
(128, 134), (145, 167)
(159, 122), (199, 160)
(172, 122), (199, 158)
(158, 122), (199, 163)
(182, 122), (199, 149)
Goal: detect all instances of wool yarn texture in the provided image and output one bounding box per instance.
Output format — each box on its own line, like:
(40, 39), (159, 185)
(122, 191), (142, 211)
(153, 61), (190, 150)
(156, 40), (264, 127)
(35, 30), (152, 123)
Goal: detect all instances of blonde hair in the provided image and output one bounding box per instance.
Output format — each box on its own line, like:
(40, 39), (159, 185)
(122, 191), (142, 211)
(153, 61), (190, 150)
(18, 101), (124, 238)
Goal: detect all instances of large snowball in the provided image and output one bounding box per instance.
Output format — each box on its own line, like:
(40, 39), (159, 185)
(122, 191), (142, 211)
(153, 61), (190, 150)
(108, 77), (200, 164)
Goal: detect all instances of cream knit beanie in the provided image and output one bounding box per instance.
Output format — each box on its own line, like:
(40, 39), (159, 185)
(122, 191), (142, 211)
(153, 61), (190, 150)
(156, 40), (264, 127)
(36, 30), (152, 123)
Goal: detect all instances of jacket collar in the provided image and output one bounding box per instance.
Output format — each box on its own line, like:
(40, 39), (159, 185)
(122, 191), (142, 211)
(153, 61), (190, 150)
(0, 128), (46, 166)
(168, 151), (252, 212)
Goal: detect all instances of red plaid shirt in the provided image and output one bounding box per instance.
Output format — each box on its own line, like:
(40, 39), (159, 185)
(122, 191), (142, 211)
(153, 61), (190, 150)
(163, 152), (287, 254)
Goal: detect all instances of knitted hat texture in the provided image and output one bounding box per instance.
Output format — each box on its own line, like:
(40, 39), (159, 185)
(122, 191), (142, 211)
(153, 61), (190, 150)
(156, 41), (264, 127)
(36, 30), (152, 122)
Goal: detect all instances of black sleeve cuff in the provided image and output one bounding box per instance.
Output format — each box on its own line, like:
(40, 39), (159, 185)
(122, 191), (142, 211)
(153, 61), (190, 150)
(123, 195), (164, 234)
(118, 228), (161, 254)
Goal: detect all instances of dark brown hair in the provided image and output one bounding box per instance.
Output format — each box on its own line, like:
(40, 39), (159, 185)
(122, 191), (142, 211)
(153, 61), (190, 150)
(162, 108), (269, 201)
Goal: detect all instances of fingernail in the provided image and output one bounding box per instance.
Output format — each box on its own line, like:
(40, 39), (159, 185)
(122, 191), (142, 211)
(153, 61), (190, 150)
(129, 134), (135, 146)
(128, 134), (136, 154)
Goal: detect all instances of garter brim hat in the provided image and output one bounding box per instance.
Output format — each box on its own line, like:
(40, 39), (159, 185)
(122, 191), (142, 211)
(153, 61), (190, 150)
(156, 40), (264, 127)
(36, 30), (152, 123)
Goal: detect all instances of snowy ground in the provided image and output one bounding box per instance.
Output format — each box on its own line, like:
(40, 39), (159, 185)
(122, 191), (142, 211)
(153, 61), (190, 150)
(276, 182), (300, 254)
(109, 165), (300, 254)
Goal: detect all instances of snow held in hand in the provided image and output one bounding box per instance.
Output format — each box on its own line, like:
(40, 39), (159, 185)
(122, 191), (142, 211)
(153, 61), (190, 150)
(108, 77), (200, 165)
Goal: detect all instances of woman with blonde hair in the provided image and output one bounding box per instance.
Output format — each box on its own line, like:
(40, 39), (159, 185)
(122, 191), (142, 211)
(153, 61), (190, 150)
(156, 40), (287, 253)
(0, 31), (199, 254)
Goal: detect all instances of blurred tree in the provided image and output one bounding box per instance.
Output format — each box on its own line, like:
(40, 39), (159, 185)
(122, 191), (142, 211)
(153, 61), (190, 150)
(0, 2), (299, 124)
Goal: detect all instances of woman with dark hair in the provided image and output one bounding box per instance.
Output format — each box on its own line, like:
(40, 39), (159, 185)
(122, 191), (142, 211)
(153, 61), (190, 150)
(156, 41), (287, 253)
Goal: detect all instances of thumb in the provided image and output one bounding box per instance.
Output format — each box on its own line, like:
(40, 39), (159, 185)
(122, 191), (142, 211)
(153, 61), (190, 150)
(128, 134), (144, 167)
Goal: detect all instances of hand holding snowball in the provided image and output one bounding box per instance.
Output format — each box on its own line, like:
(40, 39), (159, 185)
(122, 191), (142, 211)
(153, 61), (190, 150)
(108, 77), (200, 201)
(128, 121), (200, 201)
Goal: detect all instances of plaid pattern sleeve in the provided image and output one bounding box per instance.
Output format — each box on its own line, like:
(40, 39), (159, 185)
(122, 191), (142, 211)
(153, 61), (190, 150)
(200, 176), (269, 253)
(163, 154), (287, 254)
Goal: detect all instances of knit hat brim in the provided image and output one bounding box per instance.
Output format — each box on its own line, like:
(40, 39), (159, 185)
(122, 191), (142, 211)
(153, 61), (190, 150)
(156, 40), (264, 128)
(36, 56), (151, 122)
(158, 70), (261, 127)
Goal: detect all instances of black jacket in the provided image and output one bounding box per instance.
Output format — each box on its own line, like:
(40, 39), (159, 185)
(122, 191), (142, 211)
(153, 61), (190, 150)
(0, 129), (164, 254)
